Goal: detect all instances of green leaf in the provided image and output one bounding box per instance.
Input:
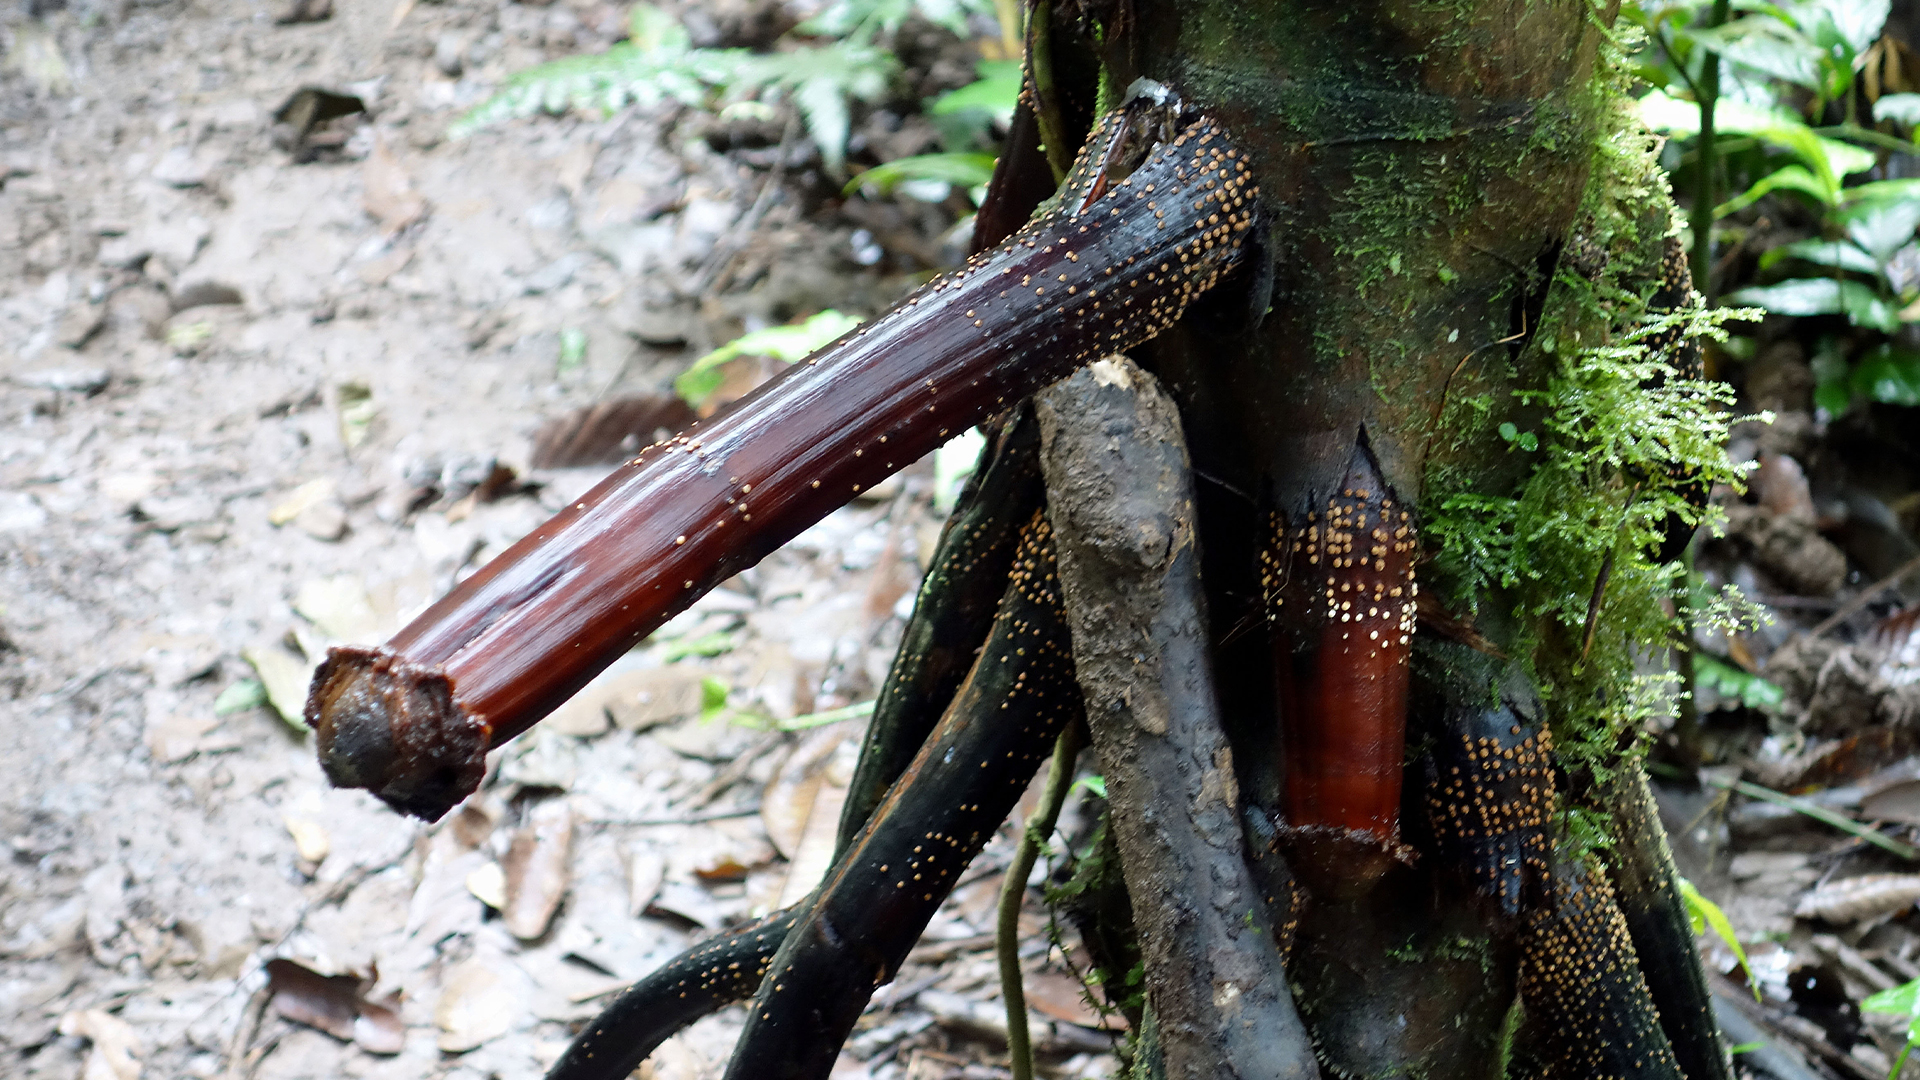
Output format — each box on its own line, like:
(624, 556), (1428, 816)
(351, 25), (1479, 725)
(557, 327), (588, 376)
(779, 699), (876, 731)
(1071, 774), (1107, 799)
(1864, 978), (1920, 1018)
(1875, 93), (1920, 126)
(1850, 344), (1920, 406)
(1694, 653), (1785, 711)
(1724, 277), (1900, 331)
(674, 310), (864, 407)
(699, 675), (732, 719)
(1679, 877), (1760, 1000)
(1760, 238), (1881, 276)
(660, 631), (737, 661)
(845, 151), (997, 196)
(1838, 198), (1920, 265)
(1640, 89), (1874, 193)
(1717, 164), (1835, 216)
(213, 678), (269, 715)
(930, 59), (1022, 120)
(1811, 337), (1853, 414)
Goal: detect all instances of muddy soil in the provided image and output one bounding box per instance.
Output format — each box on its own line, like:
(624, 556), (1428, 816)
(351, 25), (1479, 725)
(0, 1), (1116, 1078)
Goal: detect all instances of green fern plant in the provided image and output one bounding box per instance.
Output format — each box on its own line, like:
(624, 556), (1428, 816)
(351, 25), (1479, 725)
(451, 5), (898, 170)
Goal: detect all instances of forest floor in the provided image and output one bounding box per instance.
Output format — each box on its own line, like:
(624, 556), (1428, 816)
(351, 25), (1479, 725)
(6, 1), (1920, 1080)
(0, 1), (1116, 1078)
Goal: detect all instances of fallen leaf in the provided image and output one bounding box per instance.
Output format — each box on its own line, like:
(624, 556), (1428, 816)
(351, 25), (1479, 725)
(56, 1009), (141, 1080)
(692, 859), (750, 884)
(605, 669), (708, 732)
(269, 478), (336, 526)
(761, 723), (851, 859)
(435, 960), (518, 1052)
(1022, 969), (1108, 1029)
(1795, 873), (1920, 923)
(774, 771), (847, 909)
(293, 576), (383, 643)
(1861, 778), (1920, 825)
(451, 802), (497, 848)
(144, 714), (219, 764)
(241, 643), (316, 732)
(504, 800), (574, 940)
(466, 862), (506, 910)
(284, 816), (330, 863)
(213, 679), (268, 715)
(353, 996), (405, 1055)
(264, 958), (360, 1040)
(363, 138), (428, 234)
(628, 849), (667, 918)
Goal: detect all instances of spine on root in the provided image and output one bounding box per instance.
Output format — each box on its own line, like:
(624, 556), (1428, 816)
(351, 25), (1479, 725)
(308, 89), (1258, 821)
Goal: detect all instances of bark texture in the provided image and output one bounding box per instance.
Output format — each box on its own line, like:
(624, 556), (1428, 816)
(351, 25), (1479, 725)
(1036, 357), (1318, 1080)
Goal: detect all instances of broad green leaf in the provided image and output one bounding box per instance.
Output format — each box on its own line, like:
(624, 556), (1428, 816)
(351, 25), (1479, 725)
(1725, 277), (1899, 331)
(1760, 239), (1879, 276)
(1639, 90), (1875, 189)
(846, 151), (997, 195)
(1678, 877), (1760, 1000)
(1838, 199), (1920, 265)
(931, 59), (1022, 120)
(1811, 337), (1853, 414)
(1875, 93), (1920, 126)
(674, 310), (864, 406)
(1851, 344), (1920, 406)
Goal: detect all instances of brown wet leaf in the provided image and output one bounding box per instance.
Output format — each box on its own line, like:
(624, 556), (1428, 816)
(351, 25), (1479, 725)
(264, 957), (360, 1040)
(530, 395), (694, 469)
(504, 800), (573, 940)
(56, 1008), (141, 1080)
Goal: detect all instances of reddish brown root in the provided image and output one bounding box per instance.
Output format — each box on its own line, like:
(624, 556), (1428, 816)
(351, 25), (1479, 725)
(1263, 435), (1418, 855)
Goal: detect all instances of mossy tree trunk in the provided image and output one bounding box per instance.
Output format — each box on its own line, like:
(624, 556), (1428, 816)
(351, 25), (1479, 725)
(1025, 1), (1733, 1076)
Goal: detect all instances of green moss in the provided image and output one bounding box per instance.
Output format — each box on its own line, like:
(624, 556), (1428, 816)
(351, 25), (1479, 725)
(1421, 22), (1757, 817)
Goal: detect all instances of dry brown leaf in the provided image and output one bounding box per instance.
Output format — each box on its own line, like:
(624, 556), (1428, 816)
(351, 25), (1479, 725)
(692, 858), (751, 884)
(504, 800), (574, 940)
(56, 1009), (141, 1080)
(362, 138), (428, 235)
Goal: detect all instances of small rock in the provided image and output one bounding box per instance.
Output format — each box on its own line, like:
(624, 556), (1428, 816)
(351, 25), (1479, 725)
(55, 303), (105, 348)
(294, 500), (348, 541)
(435, 958), (523, 1052)
(0, 492), (49, 532)
(17, 366), (110, 394)
(151, 146), (209, 188)
(433, 33), (466, 77)
(275, 0), (332, 22)
(170, 281), (245, 313)
(96, 235), (153, 271)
